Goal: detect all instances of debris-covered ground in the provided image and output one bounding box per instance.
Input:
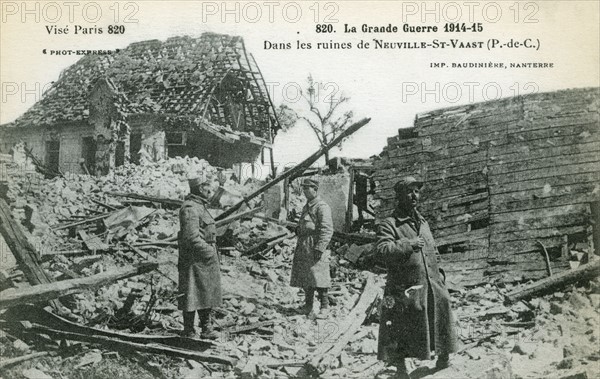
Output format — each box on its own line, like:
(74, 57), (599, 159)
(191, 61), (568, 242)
(0, 157), (598, 379)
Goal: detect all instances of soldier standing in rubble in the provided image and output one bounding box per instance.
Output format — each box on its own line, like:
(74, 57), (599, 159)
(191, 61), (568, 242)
(376, 177), (458, 379)
(290, 178), (334, 319)
(178, 177), (221, 339)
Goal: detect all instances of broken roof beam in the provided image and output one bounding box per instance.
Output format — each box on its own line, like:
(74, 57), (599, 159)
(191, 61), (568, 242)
(505, 259), (600, 303)
(305, 273), (380, 375)
(107, 192), (183, 208)
(23, 322), (236, 366)
(0, 263), (157, 310)
(0, 199), (58, 311)
(216, 117), (371, 221)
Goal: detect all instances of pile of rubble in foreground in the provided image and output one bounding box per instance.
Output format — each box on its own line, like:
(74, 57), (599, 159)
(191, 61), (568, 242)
(0, 157), (598, 379)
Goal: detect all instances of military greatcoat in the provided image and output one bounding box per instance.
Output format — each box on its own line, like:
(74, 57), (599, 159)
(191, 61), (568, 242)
(376, 211), (458, 362)
(178, 194), (222, 311)
(290, 196), (334, 289)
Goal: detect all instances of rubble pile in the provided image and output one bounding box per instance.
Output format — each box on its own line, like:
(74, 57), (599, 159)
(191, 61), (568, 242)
(0, 155), (598, 379)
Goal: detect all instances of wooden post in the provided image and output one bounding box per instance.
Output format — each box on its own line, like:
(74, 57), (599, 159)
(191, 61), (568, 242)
(591, 202), (600, 256)
(345, 168), (355, 232)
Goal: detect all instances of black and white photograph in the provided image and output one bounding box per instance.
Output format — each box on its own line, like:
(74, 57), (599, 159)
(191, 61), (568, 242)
(0, 1), (599, 378)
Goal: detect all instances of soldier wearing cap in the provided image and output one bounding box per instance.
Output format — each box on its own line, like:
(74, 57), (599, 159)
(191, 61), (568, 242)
(375, 177), (458, 379)
(178, 177), (221, 339)
(290, 178), (334, 318)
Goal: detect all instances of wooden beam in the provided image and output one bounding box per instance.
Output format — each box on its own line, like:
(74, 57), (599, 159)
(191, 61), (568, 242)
(214, 118), (371, 221)
(4, 305), (216, 352)
(0, 198), (61, 310)
(505, 259), (600, 303)
(0, 263), (157, 310)
(107, 192), (183, 208)
(305, 274), (380, 375)
(24, 322), (235, 366)
(0, 352), (49, 370)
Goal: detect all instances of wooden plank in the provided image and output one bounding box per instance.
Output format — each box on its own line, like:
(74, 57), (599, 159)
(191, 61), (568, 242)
(425, 199), (489, 222)
(423, 150), (488, 173)
(489, 224), (588, 245)
(488, 151), (600, 176)
(489, 161), (599, 186)
(6, 305), (216, 352)
(0, 352), (49, 370)
(422, 124), (519, 149)
(489, 203), (590, 223)
(435, 228), (489, 246)
(490, 172), (600, 195)
(505, 260), (600, 302)
(305, 274), (379, 375)
(438, 248), (489, 262)
(26, 323), (236, 366)
(420, 161), (489, 184)
(490, 122), (598, 148)
(490, 182), (599, 206)
(519, 115), (599, 131)
(490, 207), (590, 232)
(0, 263), (157, 310)
(429, 209), (489, 231)
(417, 109), (522, 136)
(489, 139), (600, 164)
(488, 236), (566, 256)
(79, 230), (109, 251)
(0, 198), (61, 310)
(442, 259), (489, 271)
(490, 191), (599, 214)
(484, 264), (570, 282)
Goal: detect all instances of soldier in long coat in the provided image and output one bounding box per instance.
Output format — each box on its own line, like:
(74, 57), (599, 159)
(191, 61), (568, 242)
(376, 177), (458, 379)
(178, 177), (221, 339)
(290, 178), (334, 318)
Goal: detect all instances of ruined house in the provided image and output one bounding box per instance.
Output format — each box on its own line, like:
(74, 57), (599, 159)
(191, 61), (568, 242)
(0, 33), (280, 176)
(373, 87), (600, 285)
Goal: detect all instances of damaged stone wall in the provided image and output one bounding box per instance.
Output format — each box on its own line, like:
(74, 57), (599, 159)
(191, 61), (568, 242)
(89, 79), (130, 176)
(374, 87), (600, 284)
(0, 123), (92, 175)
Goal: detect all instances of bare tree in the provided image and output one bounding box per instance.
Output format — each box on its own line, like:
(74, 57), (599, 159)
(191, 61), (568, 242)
(277, 75), (354, 164)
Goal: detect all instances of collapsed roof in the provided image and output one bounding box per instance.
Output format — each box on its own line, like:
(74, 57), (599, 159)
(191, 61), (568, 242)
(6, 33), (280, 143)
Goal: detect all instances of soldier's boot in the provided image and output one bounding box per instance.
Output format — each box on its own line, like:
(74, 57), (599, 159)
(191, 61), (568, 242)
(393, 358), (412, 379)
(299, 287), (315, 315)
(316, 288), (330, 319)
(435, 353), (450, 370)
(181, 311), (198, 338)
(198, 309), (219, 340)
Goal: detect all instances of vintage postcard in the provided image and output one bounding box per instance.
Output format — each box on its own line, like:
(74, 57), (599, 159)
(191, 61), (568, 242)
(0, 1), (599, 378)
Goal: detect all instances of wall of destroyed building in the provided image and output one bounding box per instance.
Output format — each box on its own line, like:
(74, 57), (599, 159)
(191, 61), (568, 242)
(0, 123), (94, 175)
(374, 87), (600, 285)
(0, 113), (267, 177)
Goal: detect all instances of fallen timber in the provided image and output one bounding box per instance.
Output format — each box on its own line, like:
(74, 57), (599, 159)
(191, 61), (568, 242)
(305, 273), (380, 375)
(505, 259), (600, 303)
(215, 118), (372, 221)
(2, 304), (216, 352)
(22, 322), (236, 366)
(0, 263), (157, 310)
(0, 198), (60, 311)
(0, 352), (50, 370)
(107, 192), (183, 208)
